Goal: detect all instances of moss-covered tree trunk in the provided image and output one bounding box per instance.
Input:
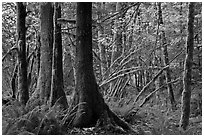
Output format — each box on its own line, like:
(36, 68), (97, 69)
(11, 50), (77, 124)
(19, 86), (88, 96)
(16, 2), (29, 105)
(72, 2), (104, 127)
(50, 2), (68, 109)
(36, 2), (54, 104)
(72, 3), (135, 133)
(180, 2), (194, 131)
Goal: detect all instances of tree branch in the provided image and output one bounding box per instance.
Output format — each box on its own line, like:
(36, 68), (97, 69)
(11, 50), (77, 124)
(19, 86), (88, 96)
(133, 65), (169, 104)
(139, 77), (181, 108)
(2, 47), (18, 62)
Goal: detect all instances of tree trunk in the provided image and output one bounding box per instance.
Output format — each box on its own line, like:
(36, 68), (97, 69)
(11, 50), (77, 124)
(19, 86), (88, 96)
(72, 3), (136, 133)
(36, 2), (54, 104)
(72, 2), (104, 127)
(36, 35), (41, 77)
(16, 2), (29, 105)
(180, 2), (194, 131)
(158, 2), (176, 109)
(161, 30), (176, 110)
(98, 2), (107, 81)
(11, 63), (18, 99)
(50, 2), (68, 109)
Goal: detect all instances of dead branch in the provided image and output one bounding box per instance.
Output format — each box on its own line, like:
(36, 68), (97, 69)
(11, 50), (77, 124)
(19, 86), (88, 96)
(101, 3), (140, 23)
(133, 65), (169, 104)
(100, 68), (142, 87)
(132, 49), (184, 105)
(139, 77), (181, 108)
(2, 47), (18, 62)
(57, 18), (76, 24)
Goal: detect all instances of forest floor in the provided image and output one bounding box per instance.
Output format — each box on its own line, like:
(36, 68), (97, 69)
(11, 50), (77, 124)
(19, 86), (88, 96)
(63, 101), (202, 135)
(2, 88), (202, 135)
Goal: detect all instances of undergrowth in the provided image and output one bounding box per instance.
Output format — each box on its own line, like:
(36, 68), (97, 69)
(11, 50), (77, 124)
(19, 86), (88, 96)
(2, 98), (77, 135)
(106, 94), (202, 135)
(2, 93), (202, 135)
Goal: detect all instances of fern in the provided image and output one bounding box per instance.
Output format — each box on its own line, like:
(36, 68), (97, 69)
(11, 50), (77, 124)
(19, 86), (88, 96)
(2, 100), (75, 135)
(138, 103), (201, 135)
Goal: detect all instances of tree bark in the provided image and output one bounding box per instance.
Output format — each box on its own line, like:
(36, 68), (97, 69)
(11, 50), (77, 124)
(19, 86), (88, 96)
(72, 3), (136, 133)
(36, 2), (54, 104)
(180, 2), (194, 131)
(16, 2), (29, 105)
(72, 2), (104, 127)
(158, 2), (176, 109)
(50, 2), (68, 109)
(161, 31), (176, 110)
(11, 63), (18, 99)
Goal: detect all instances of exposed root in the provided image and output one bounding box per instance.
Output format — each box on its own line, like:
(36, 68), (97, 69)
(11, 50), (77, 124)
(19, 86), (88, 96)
(95, 103), (138, 134)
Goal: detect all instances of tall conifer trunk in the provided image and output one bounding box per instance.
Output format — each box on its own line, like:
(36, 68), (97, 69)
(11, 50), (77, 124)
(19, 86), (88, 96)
(72, 2), (104, 127)
(180, 2), (195, 130)
(36, 2), (54, 104)
(50, 2), (68, 109)
(16, 2), (29, 105)
(72, 3), (136, 133)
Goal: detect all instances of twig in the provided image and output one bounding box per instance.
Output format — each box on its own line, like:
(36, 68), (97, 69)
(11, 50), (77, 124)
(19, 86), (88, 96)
(124, 3), (141, 28)
(93, 50), (101, 62)
(2, 47), (18, 61)
(169, 49), (184, 64)
(101, 3), (140, 23)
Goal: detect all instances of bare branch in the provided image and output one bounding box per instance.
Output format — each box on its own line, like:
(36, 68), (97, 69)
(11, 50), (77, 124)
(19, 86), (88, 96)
(139, 77), (181, 108)
(133, 65), (169, 104)
(2, 47), (18, 62)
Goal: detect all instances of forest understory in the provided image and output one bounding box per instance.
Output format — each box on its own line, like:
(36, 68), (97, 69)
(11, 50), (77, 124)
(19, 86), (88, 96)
(2, 2), (202, 135)
(2, 87), (202, 135)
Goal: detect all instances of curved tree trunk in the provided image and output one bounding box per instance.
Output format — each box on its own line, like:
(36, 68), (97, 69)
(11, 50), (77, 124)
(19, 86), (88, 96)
(50, 2), (68, 109)
(180, 2), (194, 131)
(16, 2), (29, 105)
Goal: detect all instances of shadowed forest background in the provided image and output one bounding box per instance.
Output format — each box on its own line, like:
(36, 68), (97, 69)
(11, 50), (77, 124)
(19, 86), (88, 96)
(2, 2), (202, 135)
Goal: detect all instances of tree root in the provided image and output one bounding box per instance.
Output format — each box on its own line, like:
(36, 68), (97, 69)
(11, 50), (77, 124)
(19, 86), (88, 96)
(96, 103), (138, 134)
